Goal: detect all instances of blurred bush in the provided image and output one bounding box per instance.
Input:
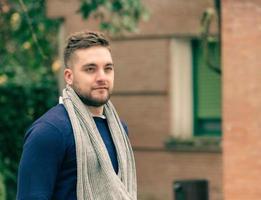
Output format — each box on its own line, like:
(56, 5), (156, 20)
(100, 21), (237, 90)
(0, 1), (60, 199)
(0, 173), (6, 200)
(0, 69), (58, 200)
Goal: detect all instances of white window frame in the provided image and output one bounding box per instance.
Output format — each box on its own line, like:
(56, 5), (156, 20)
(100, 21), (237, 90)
(170, 38), (193, 139)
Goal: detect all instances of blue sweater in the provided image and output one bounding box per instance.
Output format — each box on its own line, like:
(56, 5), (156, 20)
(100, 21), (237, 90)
(17, 104), (128, 200)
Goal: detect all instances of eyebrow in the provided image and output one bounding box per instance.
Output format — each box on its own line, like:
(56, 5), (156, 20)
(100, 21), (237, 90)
(105, 63), (114, 67)
(81, 62), (114, 68)
(82, 63), (96, 68)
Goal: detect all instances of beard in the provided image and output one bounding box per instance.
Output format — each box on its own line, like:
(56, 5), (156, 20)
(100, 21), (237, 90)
(73, 86), (111, 107)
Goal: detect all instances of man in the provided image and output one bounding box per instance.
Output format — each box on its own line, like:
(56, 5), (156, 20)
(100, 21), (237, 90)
(17, 31), (137, 200)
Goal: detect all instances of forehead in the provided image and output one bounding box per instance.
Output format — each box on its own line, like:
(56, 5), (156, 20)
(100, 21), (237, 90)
(72, 46), (112, 63)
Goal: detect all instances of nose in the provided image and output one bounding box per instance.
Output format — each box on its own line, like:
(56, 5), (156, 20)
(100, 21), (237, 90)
(96, 69), (107, 82)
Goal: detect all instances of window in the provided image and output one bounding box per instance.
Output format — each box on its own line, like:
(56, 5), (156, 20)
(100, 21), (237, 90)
(192, 40), (222, 136)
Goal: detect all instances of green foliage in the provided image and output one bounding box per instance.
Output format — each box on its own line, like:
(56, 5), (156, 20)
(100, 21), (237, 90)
(0, 0), (60, 199)
(78, 0), (149, 34)
(0, 0), (61, 72)
(0, 173), (6, 200)
(0, 74), (58, 200)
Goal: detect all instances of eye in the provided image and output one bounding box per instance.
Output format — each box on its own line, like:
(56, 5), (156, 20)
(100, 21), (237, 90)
(85, 67), (95, 73)
(104, 65), (113, 73)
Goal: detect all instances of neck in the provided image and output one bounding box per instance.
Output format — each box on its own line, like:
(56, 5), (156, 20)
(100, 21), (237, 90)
(87, 105), (104, 117)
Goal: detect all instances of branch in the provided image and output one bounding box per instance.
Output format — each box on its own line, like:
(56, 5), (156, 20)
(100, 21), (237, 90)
(18, 0), (47, 59)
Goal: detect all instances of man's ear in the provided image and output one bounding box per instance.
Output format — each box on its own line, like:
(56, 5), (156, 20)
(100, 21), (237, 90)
(64, 68), (73, 85)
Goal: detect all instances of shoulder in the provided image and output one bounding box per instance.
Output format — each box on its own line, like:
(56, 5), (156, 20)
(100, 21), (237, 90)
(30, 104), (71, 133)
(35, 104), (70, 128)
(24, 104), (72, 145)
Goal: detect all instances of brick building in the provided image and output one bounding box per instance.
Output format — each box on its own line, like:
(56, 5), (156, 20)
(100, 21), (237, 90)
(46, 0), (261, 199)
(222, 0), (261, 200)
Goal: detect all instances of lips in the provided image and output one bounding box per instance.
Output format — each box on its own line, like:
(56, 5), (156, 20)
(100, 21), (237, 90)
(92, 87), (108, 90)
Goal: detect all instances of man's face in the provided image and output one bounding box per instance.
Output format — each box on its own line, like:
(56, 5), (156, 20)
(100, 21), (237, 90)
(64, 46), (114, 107)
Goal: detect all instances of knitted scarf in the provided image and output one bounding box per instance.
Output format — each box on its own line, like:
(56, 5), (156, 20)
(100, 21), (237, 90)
(62, 85), (137, 200)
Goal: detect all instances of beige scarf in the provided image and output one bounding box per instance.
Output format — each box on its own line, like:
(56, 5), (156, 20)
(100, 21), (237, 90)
(62, 85), (137, 200)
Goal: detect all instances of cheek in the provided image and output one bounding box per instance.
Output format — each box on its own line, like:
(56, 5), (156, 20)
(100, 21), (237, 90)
(74, 76), (93, 91)
(73, 72), (88, 84)
(110, 73), (114, 84)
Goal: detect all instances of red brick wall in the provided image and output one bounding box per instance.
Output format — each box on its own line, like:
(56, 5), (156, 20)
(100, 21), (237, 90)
(222, 0), (261, 199)
(111, 95), (169, 148)
(135, 151), (222, 200)
(111, 39), (169, 93)
(111, 39), (170, 148)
